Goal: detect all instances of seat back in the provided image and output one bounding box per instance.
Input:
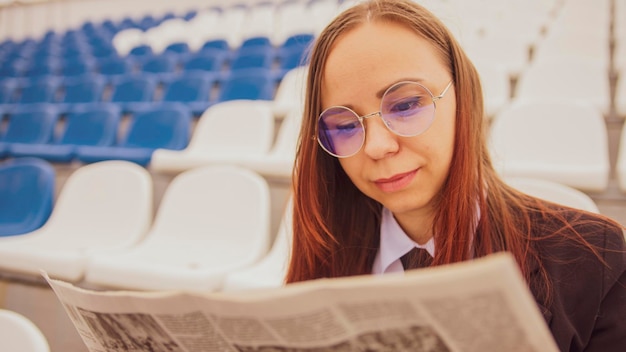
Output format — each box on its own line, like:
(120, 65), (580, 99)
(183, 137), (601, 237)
(273, 65), (307, 117)
(181, 49), (227, 74)
(59, 58), (95, 77)
(123, 103), (191, 150)
(15, 79), (58, 104)
(149, 165), (270, 262)
(58, 105), (121, 146)
(223, 195), (292, 291)
(139, 54), (177, 75)
(162, 73), (215, 104)
(489, 100), (609, 191)
(39, 160), (152, 248)
(270, 107), (303, 157)
(230, 48), (275, 71)
(58, 76), (106, 104)
(97, 57), (134, 76)
(505, 177), (600, 213)
(112, 28), (145, 56)
(22, 60), (59, 78)
(1, 105), (59, 144)
(515, 59), (610, 115)
(200, 39), (230, 52)
(110, 75), (157, 103)
(0, 78), (18, 104)
(218, 68), (275, 102)
(190, 100), (274, 153)
(0, 309), (50, 352)
(0, 158), (55, 236)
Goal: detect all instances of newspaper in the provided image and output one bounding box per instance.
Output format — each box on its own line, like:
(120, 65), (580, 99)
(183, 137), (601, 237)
(44, 252), (559, 352)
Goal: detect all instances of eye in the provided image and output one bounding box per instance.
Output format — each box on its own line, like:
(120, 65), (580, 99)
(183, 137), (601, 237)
(333, 120), (361, 137)
(387, 95), (424, 117)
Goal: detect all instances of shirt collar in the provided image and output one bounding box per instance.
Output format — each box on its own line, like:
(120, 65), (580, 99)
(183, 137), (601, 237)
(372, 207), (434, 275)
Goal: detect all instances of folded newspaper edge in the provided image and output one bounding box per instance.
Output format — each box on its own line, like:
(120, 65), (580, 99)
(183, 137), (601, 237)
(43, 252), (560, 352)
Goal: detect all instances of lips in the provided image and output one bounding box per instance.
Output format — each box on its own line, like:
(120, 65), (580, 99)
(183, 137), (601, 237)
(374, 169), (418, 192)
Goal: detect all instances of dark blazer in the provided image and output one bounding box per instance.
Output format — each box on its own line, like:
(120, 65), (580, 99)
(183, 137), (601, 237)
(527, 208), (626, 352)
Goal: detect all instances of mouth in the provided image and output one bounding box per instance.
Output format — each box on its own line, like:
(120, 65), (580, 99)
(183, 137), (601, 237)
(374, 169), (418, 192)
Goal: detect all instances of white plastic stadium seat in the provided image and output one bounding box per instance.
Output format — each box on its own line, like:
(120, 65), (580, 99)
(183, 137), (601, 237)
(505, 177), (600, 213)
(489, 100), (609, 192)
(112, 28), (146, 56)
(273, 66), (308, 118)
(515, 59), (611, 117)
(150, 100), (275, 174)
(223, 197), (293, 291)
(0, 309), (49, 352)
(235, 107), (302, 180)
(85, 165), (272, 292)
(472, 61), (511, 119)
(0, 161), (153, 282)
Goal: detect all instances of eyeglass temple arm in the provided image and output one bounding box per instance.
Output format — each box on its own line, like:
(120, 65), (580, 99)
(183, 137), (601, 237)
(433, 81), (453, 101)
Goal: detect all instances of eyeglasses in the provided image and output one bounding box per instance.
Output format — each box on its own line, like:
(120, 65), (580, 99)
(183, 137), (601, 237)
(316, 80), (453, 158)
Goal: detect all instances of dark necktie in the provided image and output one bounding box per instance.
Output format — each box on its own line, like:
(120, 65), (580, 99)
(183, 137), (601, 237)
(400, 247), (433, 270)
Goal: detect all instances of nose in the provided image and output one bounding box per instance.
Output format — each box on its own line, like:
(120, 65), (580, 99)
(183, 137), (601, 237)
(362, 113), (399, 159)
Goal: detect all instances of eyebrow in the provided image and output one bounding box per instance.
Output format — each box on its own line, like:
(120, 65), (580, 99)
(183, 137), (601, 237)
(375, 77), (425, 98)
(329, 77), (426, 110)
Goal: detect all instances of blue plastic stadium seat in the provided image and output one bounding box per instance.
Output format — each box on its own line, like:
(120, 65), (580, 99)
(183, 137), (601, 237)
(59, 57), (96, 77)
(56, 75), (106, 113)
(128, 45), (154, 59)
(0, 157), (55, 236)
(12, 76), (60, 105)
(280, 33), (314, 52)
(217, 68), (276, 103)
(22, 59), (60, 77)
(0, 78), (17, 104)
(201, 39), (230, 53)
(0, 59), (26, 78)
(276, 45), (310, 79)
(97, 56), (135, 77)
(0, 104), (60, 158)
(107, 74), (157, 113)
(181, 49), (228, 75)
(91, 44), (117, 59)
(138, 54), (178, 78)
(164, 42), (191, 56)
(161, 72), (217, 115)
(76, 103), (191, 166)
(229, 48), (275, 71)
(10, 104), (121, 162)
(238, 36), (273, 53)
(137, 15), (158, 31)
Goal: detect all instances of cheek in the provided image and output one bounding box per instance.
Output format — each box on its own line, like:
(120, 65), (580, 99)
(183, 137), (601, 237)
(338, 158), (367, 188)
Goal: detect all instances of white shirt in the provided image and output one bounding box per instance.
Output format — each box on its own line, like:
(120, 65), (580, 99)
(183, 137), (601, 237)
(371, 207), (435, 274)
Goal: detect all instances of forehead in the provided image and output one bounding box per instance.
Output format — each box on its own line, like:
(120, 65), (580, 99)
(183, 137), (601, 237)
(322, 21), (447, 105)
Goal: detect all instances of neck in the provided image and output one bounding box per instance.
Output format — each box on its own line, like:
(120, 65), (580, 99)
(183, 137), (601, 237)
(393, 209), (434, 245)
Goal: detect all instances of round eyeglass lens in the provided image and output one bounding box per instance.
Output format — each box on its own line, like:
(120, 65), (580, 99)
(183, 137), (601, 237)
(317, 106), (364, 157)
(380, 82), (436, 137)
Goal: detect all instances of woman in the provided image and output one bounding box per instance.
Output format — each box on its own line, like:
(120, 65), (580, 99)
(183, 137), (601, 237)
(287, 0), (626, 351)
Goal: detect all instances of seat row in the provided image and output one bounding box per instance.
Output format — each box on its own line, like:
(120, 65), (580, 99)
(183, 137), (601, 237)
(1, 34), (312, 81)
(0, 102), (190, 166)
(111, 0), (334, 57)
(0, 66), (282, 116)
(0, 158), (281, 292)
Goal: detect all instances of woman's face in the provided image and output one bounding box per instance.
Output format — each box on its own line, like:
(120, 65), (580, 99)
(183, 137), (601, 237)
(321, 21), (456, 232)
